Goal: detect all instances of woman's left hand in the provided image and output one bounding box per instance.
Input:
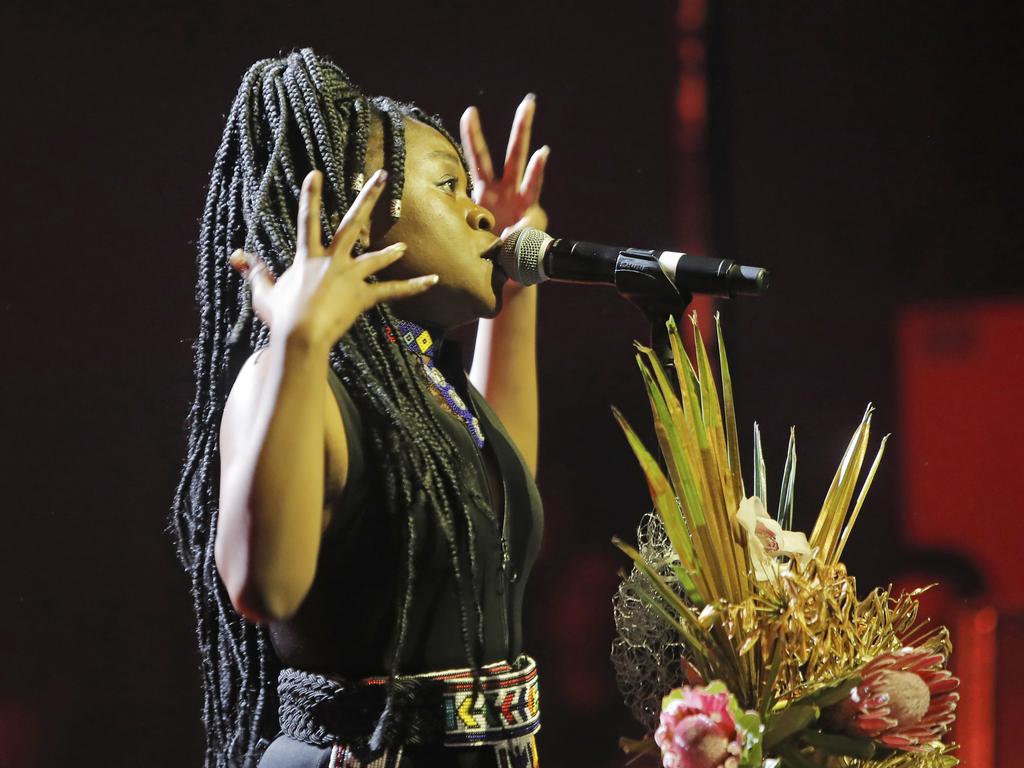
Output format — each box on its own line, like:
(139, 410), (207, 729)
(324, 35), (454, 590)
(460, 94), (550, 247)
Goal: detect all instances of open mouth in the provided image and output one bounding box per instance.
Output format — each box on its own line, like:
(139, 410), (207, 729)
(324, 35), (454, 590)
(480, 241), (502, 262)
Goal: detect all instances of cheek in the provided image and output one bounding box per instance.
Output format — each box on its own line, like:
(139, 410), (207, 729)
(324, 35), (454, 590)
(399, 199), (467, 272)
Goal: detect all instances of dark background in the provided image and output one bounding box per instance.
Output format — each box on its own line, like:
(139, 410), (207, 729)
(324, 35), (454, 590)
(1, 1), (1021, 766)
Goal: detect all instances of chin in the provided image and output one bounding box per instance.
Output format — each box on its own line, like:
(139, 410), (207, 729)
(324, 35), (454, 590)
(481, 290), (504, 319)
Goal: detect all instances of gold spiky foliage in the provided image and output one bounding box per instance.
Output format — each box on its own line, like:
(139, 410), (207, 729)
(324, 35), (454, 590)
(611, 314), (957, 768)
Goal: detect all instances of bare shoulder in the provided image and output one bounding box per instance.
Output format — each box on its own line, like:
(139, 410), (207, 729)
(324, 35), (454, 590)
(219, 348), (348, 525)
(219, 347), (273, 461)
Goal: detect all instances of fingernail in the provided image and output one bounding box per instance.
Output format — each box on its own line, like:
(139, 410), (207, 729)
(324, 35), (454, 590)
(391, 242), (408, 254)
(416, 274), (440, 286)
(542, 145), (551, 158)
(374, 170), (388, 186)
(526, 92), (537, 102)
(229, 249), (247, 269)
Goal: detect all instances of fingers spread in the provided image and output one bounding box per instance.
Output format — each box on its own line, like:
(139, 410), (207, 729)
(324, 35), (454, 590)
(328, 169), (388, 258)
(352, 242), (407, 278)
(504, 93), (537, 186)
(460, 106), (494, 185)
(369, 274), (439, 307)
(297, 170), (323, 258)
(520, 145), (550, 203)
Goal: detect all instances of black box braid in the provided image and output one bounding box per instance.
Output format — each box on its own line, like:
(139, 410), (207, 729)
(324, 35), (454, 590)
(169, 48), (495, 767)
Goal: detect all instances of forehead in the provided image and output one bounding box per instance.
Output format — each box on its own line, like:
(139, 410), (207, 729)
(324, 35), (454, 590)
(405, 119), (462, 169)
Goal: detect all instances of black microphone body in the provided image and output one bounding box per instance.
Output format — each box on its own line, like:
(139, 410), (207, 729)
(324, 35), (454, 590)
(500, 229), (770, 301)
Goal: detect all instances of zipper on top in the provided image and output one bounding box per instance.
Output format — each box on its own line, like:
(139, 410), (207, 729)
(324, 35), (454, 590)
(468, 420), (513, 660)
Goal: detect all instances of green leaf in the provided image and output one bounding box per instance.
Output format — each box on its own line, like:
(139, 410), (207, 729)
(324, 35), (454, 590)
(612, 405), (698, 574)
(763, 704), (819, 750)
(613, 537), (711, 657)
(795, 675), (859, 709)
(736, 710), (764, 767)
(680, 346), (710, 455)
(704, 680), (730, 696)
(613, 537), (689, 617)
(758, 642), (784, 718)
(799, 729), (876, 759)
(834, 434), (890, 562)
(692, 314), (732, 508)
(671, 563), (704, 605)
(715, 313), (746, 503)
(639, 338), (735, 603)
(753, 422), (768, 510)
(777, 427), (797, 530)
(777, 744), (819, 768)
(810, 404), (874, 563)
(635, 348), (708, 532)
(666, 315), (700, 395)
(625, 580), (698, 649)
(624, 580), (712, 679)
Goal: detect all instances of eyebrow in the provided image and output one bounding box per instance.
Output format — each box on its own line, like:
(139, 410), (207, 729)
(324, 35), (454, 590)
(425, 149), (463, 168)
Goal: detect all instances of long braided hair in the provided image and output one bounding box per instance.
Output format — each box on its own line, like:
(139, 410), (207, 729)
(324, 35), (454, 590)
(169, 48), (495, 767)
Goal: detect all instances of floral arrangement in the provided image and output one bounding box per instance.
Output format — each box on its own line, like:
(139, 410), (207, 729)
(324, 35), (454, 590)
(610, 315), (959, 768)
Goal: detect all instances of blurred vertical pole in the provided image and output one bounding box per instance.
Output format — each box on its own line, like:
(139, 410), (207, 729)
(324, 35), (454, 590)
(952, 606), (997, 768)
(675, 0), (714, 346)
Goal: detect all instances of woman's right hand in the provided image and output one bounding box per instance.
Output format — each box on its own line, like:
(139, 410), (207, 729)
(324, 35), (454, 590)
(228, 168), (438, 350)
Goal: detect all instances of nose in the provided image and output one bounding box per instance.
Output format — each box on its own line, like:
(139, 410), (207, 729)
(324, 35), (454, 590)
(467, 203), (495, 232)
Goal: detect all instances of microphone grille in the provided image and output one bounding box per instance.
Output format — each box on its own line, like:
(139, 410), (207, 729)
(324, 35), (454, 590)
(500, 227), (551, 286)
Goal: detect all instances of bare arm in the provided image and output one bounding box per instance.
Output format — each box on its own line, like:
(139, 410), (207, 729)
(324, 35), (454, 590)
(460, 96), (550, 476)
(215, 332), (335, 623)
(214, 169), (438, 623)
(470, 285), (538, 474)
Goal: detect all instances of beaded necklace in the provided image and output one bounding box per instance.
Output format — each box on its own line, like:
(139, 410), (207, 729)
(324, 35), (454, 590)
(386, 319), (486, 448)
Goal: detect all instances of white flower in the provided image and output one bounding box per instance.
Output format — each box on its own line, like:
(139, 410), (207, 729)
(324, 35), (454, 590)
(735, 497), (812, 581)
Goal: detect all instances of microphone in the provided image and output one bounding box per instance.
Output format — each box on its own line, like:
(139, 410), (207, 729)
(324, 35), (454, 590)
(499, 228), (770, 301)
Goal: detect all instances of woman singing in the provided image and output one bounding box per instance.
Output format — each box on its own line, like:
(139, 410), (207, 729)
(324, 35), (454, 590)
(170, 48), (550, 768)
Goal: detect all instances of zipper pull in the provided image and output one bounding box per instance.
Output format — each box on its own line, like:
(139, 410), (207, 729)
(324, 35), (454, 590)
(499, 535), (518, 584)
(497, 535), (510, 594)
(500, 535), (511, 573)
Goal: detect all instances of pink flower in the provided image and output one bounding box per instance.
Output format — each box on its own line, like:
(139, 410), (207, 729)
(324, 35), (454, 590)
(826, 647), (960, 752)
(655, 687), (743, 768)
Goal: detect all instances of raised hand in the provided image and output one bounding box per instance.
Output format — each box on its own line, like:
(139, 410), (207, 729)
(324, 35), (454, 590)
(228, 169), (438, 350)
(459, 94), (550, 241)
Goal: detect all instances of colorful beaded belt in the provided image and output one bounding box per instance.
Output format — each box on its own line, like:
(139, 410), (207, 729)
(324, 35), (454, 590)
(279, 654), (541, 768)
(361, 654), (540, 746)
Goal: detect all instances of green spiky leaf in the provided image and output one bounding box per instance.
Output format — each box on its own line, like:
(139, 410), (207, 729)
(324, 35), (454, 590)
(777, 427), (797, 530)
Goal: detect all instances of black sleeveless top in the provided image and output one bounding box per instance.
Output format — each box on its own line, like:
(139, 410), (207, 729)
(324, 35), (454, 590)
(268, 339), (544, 682)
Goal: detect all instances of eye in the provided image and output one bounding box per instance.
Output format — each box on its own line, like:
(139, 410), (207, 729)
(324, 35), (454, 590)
(439, 176), (459, 194)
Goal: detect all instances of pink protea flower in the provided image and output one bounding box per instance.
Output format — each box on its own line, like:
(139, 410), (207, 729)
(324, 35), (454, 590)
(826, 647), (959, 751)
(655, 687), (743, 768)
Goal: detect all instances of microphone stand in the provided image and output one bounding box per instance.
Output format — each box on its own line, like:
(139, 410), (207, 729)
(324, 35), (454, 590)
(611, 250), (694, 392)
(636, 299), (692, 394)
